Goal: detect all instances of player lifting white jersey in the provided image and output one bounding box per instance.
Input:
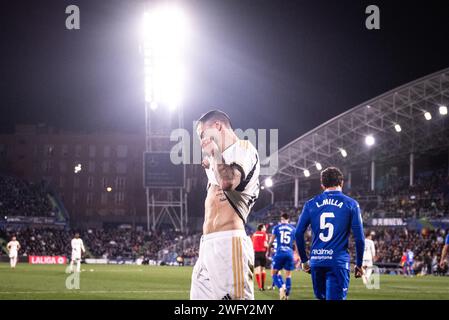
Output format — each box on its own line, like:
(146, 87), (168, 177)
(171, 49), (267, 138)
(70, 233), (86, 273)
(7, 236), (21, 269)
(191, 110), (260, 300)
(362, 231), (376, 285)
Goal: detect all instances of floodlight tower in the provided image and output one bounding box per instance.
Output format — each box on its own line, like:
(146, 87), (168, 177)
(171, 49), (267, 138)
(141, 3), (188, 233)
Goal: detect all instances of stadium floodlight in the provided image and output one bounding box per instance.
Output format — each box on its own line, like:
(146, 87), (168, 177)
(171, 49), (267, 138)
(142, 4), (188, 111)
(365, 135), (375, 147)
(74, 163), (82, 174)
(439, 105), (448, 115)
(424, 111), (432, 120)
(106, 187), (112, 192)
(264, 177), (273, 188)
(315, 162), (322, 171)
(394, 124), (402, 132)
(339, 148), (348, 158)
(304, 169), (310, 177)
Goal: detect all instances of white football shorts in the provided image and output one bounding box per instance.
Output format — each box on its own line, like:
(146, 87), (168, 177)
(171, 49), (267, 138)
(190, 229), (254, 300)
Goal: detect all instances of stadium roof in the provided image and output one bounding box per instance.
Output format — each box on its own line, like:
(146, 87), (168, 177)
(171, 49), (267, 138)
(266, 67), (449, 185)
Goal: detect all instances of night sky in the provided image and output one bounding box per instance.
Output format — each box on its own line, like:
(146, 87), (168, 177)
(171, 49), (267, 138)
(1, 0), (448, 147)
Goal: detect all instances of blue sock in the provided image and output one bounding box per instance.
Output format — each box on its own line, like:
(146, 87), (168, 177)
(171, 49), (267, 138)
(271, 274), (280, 288)
(277, 274), (284, 288)
(286, 277), (292, 296)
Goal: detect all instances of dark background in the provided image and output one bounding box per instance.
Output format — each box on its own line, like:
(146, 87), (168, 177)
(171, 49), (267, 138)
(1, 0), (448, 147)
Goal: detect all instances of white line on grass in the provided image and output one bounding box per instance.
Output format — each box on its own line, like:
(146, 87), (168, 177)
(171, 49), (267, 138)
(0, 290), (189, 294)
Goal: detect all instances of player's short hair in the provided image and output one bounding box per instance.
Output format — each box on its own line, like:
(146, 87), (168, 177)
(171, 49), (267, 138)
(281, 213), (289, 221)
(197, 109), (232, 129)
(321, 167), (344, 188)
(257, 223), (265, 231)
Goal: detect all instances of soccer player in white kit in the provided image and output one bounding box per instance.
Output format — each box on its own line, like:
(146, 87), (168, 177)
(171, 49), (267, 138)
(7, 236), (20, 269)
(191, 110), (260, 300)
(362, 231), (376, 285)
(70, 233), (85, 273)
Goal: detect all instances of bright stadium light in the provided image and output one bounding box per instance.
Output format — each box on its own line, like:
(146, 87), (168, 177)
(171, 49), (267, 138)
(315, 162), (322, 171)
(304, 169), (310, 177)
(424, 111), (432, 120)
(439, 105), (448, 115)
(339, 148), (348, 158)
(142, 4), (189, 110)
(74, 163), (82, 174)
(264, 177), (273, 188)
(365, 135), (375, 147)
(394, 123), (402, 132)
(106, 187), (112, 192)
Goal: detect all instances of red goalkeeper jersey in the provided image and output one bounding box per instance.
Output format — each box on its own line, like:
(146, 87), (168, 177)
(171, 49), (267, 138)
(252, 231), (268, 252)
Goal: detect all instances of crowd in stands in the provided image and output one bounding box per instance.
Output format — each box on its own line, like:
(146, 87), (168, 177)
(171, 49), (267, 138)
(0, 175), (54, 218)
(373, 228), (446, 268)
(0, 227), (199, 263)
(355, 170), (449, 220)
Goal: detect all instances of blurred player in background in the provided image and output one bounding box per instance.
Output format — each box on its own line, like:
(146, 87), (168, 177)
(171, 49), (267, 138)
(268, 213), (296, 300)
(400, 252), (407, 276)
(439, 232), (449, 269)
(7, 236), (20, 269)
(191, 110), (260, 300)
(252, 224), (268, 291)
(295, 167), (365, 300)
(406, 249), (415, 277)
(70, 233), (85, 273)
(362, 231), (376, 286)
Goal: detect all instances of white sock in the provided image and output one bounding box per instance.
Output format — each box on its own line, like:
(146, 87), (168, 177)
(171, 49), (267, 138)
(76, 260), (81, 272)
(70, 260), (74, 272)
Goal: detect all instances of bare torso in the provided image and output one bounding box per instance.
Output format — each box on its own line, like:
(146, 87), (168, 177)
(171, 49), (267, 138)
(203, 184), (244, 235)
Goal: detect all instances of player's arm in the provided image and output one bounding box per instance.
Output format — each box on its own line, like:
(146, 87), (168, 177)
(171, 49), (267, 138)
(267, 233), (275, 257)
(351, 202), (365, 278)
(264, 233), (269, 249)
(371, 242), (376, 262)
(295, 203), (311, 273)
(81, 240), (86, 254)
(440, 235), (449, 268)
(201, 138), (243, 191)
(6, 243), (11, 252)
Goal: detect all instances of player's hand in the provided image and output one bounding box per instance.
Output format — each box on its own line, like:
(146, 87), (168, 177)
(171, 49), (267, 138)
(202, 158), (210, 169)
(301, 261), (311, 274)
(354, 265), (364, 278)
(201, 137), (220, 158)
(440, 260), (447, 269)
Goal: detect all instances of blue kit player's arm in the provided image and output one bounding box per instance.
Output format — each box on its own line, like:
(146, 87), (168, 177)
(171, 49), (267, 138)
(351, 202), (365, 268)
(440, 234), (449, 267)
(295, 202), (311, 264)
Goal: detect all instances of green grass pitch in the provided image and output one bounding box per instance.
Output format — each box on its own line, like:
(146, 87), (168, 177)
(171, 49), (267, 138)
(1, 263), (448, 300)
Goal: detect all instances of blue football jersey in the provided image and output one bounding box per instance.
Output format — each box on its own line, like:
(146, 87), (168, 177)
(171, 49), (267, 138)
(406, 250), (414, 263)
(295, 190), (365, 269)
(272, 223), (296, 254)
(445, 234), (449, 245)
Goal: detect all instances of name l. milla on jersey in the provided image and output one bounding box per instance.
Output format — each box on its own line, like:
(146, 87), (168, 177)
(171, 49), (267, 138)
(315, 199), (343, 208)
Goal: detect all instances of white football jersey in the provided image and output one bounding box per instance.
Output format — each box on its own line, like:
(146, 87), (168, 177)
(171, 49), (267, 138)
(7, 240), (20, 254)
(205, 139), (260, 223)
(363, 238), (376, 262)
(71, 238), (85, 254)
